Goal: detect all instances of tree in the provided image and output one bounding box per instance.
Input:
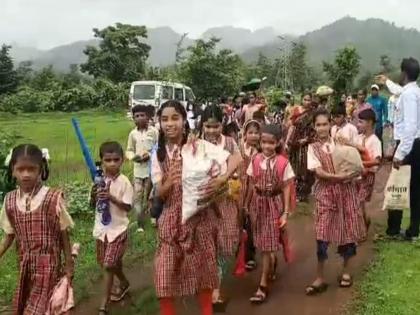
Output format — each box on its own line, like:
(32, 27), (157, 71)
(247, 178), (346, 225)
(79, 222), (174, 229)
(246, 53), (275, 86)
(289, 42), (311, 92)
(81, 23), (151, 83)
(0, 44), (18, 95)
(379, 55), (394, 74)
(179, 38), (245, 100)
(16, 60), (33, 84)
(323, 46), (361, 97)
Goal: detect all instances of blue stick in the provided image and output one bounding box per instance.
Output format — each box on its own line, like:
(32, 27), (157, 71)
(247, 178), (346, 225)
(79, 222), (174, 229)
(71, 118), (97, 181)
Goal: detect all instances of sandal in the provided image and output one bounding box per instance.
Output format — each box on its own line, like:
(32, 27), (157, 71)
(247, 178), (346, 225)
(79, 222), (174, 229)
(98, 307), (108, 315)
(249, 285), (268, 304)
(245, 260), (257, 271)
(212, 298), (228, 313)
(338, 274), (353, 288)
(110, 284), (130, 302)
(305, 283), (328, 296)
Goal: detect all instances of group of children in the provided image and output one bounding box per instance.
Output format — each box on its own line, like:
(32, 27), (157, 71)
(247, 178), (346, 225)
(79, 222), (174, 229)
(0, 96), (383, 315)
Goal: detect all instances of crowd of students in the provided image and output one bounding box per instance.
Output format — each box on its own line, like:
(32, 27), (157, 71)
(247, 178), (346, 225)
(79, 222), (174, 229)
(0, 56), (419, 315)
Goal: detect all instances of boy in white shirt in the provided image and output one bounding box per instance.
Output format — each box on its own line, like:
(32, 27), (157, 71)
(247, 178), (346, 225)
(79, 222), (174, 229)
(126, 105), (158, 232)
(331, 104), (358, 145)
(92, 142), (134, 314)
(343, 109), (382, 239)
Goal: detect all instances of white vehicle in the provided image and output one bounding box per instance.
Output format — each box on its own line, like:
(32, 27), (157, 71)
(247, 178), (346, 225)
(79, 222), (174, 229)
(129, 81), (195, 110)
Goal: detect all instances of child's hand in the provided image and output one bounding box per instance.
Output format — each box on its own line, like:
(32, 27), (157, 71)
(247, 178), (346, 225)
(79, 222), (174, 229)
(64, 259), (74, 280)
(133, 155), (143, 163)
(279, 213), (288, 229)
(166, 168), (181, 186)
(97, 188), (110, 200)
(141, 152), (150, 162)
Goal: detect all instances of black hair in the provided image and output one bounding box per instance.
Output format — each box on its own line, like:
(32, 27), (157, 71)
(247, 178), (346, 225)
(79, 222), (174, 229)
(358, 108), (377, 124)
(302, 92), (313, 100)
(261, 124), (283, 154)
(331, 103), (346, 116)
(250, 92), (257, 98)
(99, 141), (124, 159)
(358, 89), (367, 96)
(9, 144), (49, 181)
(241, 97), (249, 106)
(199, 104), (224, 138)
(157, 100), (189, 162)
(313, 108), (331, 124)
(244, 120), (261, 134)
(220, 96), (228, 104)
(132, 104), (149, 115)
(401, 57), (420, 81)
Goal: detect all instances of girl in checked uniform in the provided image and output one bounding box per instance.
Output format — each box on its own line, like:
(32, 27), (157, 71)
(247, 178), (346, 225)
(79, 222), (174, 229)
(305, 109), (365, 296)
(151, 100), (241, 315)
(199, 104), (243, 309)
(0, 144), (74, 315)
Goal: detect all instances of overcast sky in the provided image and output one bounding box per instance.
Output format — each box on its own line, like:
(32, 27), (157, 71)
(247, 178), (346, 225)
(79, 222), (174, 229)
(1, 0), (418, 49)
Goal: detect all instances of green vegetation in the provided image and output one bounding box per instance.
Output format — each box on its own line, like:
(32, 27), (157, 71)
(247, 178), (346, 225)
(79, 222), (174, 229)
(349, 217), (420, 315)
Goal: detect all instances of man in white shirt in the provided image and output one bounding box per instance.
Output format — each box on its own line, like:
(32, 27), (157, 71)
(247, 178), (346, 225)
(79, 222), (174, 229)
(379, 58), (420, 239)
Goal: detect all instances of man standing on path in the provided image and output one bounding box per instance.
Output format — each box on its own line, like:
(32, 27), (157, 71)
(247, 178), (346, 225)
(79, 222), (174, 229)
(391, 58), (420, 240)
(367, 84), (388, 142)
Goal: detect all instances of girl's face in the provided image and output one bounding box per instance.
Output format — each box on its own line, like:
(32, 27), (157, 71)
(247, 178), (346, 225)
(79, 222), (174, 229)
(160, 107), (185, 142)
(302, 95), (312, 108)
(333, 114), (345, 126)
(203, 119), (223, 144)
(13, 157), (41, 191)
(357, 119), (372, 133)
(102, 153), (123, 176)
(314, 115), (331, 139)
(261, 133), (280, 156)
(357, 90), (366, 103)
(245, 126), (260, 147)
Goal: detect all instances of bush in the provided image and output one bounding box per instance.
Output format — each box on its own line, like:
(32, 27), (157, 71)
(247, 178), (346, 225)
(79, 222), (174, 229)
(63, 181), (93, 217)
(92, 79), (129, 110)
(0, 131), (17, 201)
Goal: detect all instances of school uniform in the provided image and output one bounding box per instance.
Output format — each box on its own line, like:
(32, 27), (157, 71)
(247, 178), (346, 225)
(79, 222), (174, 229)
(126, 126), (158, 226)
(0, 186), (73, 315)
(308, 140), (366, 260)
(151, 144), (220, 298)
(213, 135), (241, 256)
(331, 123), (358, 145)
(93, 174), (133, 267)
(355, 134), (382, 202)
(246, 153), (295, 252)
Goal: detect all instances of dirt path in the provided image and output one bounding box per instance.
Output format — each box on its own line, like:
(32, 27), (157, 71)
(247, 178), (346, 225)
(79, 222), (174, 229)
(73, 166), (389, 315)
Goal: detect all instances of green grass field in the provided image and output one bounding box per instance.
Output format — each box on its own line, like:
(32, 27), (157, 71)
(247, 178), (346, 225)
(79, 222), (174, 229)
(0, 110), (134, 185)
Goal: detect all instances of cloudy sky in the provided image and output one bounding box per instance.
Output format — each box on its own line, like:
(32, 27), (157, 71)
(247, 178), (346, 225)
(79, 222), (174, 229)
(1, 0), (418, 49)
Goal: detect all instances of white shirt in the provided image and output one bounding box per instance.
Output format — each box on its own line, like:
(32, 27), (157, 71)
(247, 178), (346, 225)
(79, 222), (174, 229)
(331, 123), (358, 145)
(93, 174), (134, 242)
(307, 140), (336, 170)
(385, 80), (404, 140)
(246, 155), (295, 181)
(394, 81), (420, 160)
(126, 126), (158, 179)
(355, 134), (382, 172)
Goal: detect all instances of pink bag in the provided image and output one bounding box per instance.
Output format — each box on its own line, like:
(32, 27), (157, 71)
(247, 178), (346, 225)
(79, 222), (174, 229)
(46, 244), (80, 315)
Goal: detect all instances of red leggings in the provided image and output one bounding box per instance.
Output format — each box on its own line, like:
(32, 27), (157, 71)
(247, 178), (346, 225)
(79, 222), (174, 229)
(159, 290), (213, 315)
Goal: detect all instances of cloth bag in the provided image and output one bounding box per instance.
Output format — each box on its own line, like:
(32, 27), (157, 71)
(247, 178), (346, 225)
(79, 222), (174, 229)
(382, 166), (411, 210)
(181, 139), (229, 224)
(332, 144), (364, 175)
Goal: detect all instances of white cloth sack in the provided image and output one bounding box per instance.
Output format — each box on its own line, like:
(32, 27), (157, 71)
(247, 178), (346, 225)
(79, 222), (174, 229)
(181, 140), (229, 224)
(382, 166), (411, 210)
(332, 144), (364, 175)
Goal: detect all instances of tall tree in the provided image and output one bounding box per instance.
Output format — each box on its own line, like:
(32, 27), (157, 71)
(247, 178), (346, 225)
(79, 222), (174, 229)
(179, 38), (245, 100)
(16, 60), (33, 84)
(289, 42), (311, 92)
(323, 46), (361, 97)
(81, 23), (151, 83)
(0, 44), (18, 95)
(379, 55), (394, 74)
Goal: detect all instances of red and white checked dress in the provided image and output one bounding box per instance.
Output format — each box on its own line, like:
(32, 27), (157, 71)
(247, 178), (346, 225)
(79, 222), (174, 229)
(5, 189), (62, 315)
(249, 154), (288, 252)
(154, 150), (219, 298)
(215, 136), (240, 257)
(311, 142), (366, 245)
(358, 172), (375, 202)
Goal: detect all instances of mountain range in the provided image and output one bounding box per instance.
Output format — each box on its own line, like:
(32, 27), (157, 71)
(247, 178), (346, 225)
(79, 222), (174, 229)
(8, 16), (420, 72)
